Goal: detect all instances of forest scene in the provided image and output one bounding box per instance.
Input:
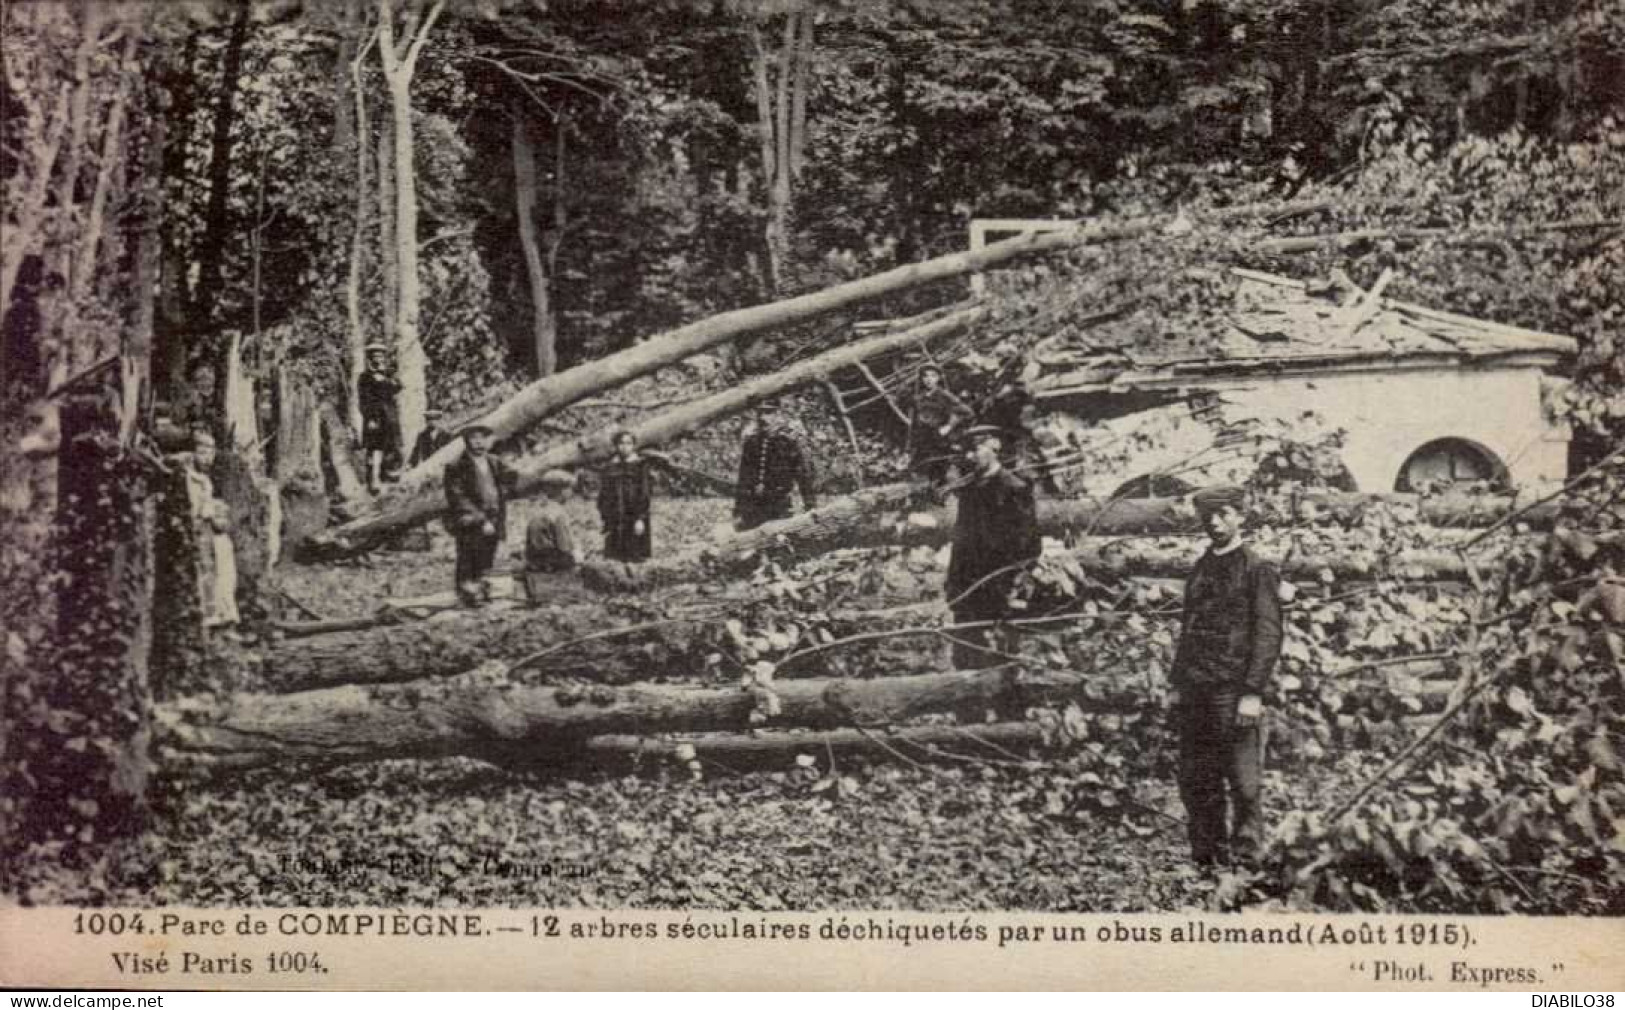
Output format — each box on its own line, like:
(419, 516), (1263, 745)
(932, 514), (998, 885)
(2, 0), (1623, 919)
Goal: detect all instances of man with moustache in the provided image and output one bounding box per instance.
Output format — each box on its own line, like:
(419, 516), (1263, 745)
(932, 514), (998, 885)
(1168, 484), (1283, 868)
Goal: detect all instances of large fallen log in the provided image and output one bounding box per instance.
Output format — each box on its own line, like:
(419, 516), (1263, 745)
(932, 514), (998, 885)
(255, 598), (723, 692)
(312, 198), (1339, 554)
(155, 665), (1139, 774)
(1066, 539), (1481, 582)
(304, 307), (982, 556)
(580, 485), (1547, 591)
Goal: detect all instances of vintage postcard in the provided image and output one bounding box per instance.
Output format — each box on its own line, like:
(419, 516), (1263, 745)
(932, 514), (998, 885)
(1, 0), (1622, 992)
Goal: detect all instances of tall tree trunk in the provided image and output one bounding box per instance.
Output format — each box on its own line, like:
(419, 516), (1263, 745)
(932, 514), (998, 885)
(511, 115), (555, 376)
(198, 3), (253, 441)
(39, 394), (154, 845)
(374, 104), (397, 361)
(344, 10), (376, 435)
(376, 0), (444, 467)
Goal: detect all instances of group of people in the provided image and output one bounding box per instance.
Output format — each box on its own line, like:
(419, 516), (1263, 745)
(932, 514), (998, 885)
(420, 355), (1279, 870)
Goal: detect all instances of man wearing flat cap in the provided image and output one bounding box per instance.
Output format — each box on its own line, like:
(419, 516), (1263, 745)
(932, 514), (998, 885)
(907, 363), (972, 486)
(1169, 484), (1282, 868)
(945, 425), (1041, 668)
(443, 423), (518, 605)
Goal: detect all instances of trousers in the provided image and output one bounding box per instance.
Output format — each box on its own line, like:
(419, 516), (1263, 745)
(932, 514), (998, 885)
(1174, 685), (1264, 864)
(453, 532), (500, 598)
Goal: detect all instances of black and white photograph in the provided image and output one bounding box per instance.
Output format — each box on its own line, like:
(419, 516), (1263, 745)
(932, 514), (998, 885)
(1, 0), (1623, 990)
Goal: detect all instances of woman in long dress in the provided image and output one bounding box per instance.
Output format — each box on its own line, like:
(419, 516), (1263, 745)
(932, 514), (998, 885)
(598, 430), (653, 562)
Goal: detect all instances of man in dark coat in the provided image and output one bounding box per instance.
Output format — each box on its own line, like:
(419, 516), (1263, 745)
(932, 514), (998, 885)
(1169, 484), (1283, 867)
(945, 426), (1041, 668)
(408, 408), (452, 468)
(733, 407), (817, 531)
(358, 344), (402, 491)
(443, 423), (518, 605)
(907, 363), (972, 485)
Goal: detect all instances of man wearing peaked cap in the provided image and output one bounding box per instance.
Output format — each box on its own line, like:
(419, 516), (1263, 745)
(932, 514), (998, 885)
(944, 424), (1040, 669)
(1169, 483), (1282, 869)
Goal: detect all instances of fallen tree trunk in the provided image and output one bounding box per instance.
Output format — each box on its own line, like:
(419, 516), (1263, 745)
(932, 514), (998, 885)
(1067, 539), (1481, 582)
(255, 597), (722, 692)
(155, 665), (1138, 774)
(312, 197), (1337, 554)
(581, 485), (1546, 591)
(305, 307), (982, 555)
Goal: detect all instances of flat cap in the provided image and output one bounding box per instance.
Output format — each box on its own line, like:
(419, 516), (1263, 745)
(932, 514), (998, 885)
(192, 431), (216, 449)
(1190, 484), (1247, 515)
(963, 424), (1006, 440)
(459, 422), (494, 438)
(537, 469), (575, 488)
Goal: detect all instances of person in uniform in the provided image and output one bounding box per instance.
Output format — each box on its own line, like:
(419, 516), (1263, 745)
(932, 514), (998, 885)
(522, 469), (580, 603)
(186, 431), (239, 631)
(907, 363), (972, 485)
(733, 406), (817, 531)
(598, 429), (655, 562)
(945, 425), (1041, 668)
(408, 408), (452, 468)
(358, 343), (402, 492)
(1169, 484), (1283, 868)
(443, 423), (518, 605)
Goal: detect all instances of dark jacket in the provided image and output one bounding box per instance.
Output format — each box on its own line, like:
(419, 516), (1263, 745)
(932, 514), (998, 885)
(735, 430), (816, 511)
(357, 370), (401, 441)
(1171, 543), (1282, 693)
(443, 451), (518, 539)
(409, 425), (452, 467)
(598, 457), (654, 561)
(946, 467), (1041, 617)
(908, 387), (972, 443)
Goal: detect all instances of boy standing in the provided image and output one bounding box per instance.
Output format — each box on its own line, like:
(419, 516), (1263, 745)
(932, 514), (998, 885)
(1169, 484), (1282, 867)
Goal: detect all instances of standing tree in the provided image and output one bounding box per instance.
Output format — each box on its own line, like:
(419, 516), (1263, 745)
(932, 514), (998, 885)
(375, 0), (445, 465)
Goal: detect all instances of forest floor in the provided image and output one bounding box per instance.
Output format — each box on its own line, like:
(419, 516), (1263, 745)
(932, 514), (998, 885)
(16, 496), (1373, 911)
(26, 751), (1359, 911)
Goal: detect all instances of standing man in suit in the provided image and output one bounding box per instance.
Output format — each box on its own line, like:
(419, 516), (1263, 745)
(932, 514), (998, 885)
(443, 423), (518, 606)
(733, 406), (817, 531)
(1168, 484), (1283, 868)
(945, 425), (1041, 668)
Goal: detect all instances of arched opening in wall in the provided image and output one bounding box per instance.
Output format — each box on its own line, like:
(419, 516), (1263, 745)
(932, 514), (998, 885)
(1394, 438), (1510, 493)
(1110, 474), (1195, 500)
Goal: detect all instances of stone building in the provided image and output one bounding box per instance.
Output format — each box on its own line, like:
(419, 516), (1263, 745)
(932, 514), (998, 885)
(1031, 268), (1577, 496)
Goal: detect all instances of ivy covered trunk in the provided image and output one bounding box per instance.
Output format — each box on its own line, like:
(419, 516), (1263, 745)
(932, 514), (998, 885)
(23, 393), (154, 849)
(150, 461), (210, 700)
